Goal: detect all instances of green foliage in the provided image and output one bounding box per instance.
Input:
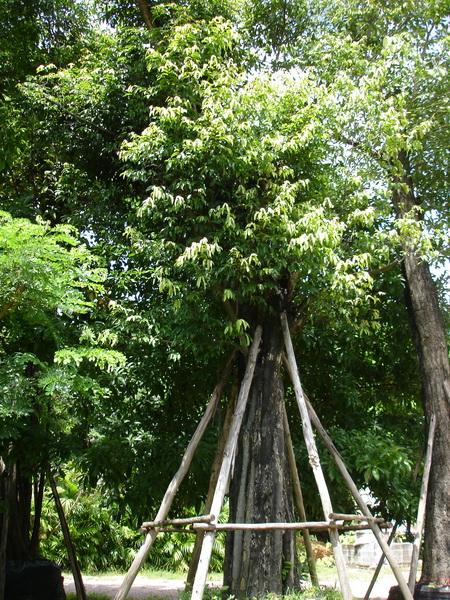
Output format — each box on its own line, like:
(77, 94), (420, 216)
(0, 212), (124, 446)
(0, 211), (104, 322)
(41, 470), (140, 572)
(40, 468), (225, 573)
(1, 0), (448, 578)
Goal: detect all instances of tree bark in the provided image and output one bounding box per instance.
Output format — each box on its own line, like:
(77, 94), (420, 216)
(392, 151), (450, 586)
(136, 0), (153, 30)
(30, 470), (45, 557)
(224, 315), (300, 597)
(6, 462), (31, 560)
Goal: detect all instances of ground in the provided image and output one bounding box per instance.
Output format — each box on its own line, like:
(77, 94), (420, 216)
(63, 566), (412, 599)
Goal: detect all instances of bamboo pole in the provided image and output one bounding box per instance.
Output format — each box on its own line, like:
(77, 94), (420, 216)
(49, 472), (87, 600)
(304, 396), (414, 600)
(281, 312), (353, 600)
(192, 520), (388, 531)
(408, 413), (436, 593)
(186, 387), (236, 591)
(114, 352), (235, 600)
(139, 521), (389, 534)
(141, 514), (213, 529)
(282, 404), (319, 586)
(191, 326), (262, 600)
(329, 513), (381, 522)
(364, 521), (399, 600)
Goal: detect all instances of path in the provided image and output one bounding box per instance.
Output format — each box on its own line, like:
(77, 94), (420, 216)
(64, 568), (406, 599)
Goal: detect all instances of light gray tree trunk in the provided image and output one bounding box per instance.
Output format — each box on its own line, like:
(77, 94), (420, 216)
(393, 151), (450, 586)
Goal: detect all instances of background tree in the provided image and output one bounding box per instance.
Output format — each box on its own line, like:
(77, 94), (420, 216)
(0, 211), (124, 569)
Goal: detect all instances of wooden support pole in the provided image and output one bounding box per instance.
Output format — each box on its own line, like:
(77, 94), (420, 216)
(283, 403), (319, 587)
(192, 520), (388, 531)
(364, 521), (399, 600)
(141, 514), (214, 529)
(186, 387), (236, 591)
(304, 396), (414, 600)
(408, 413), (436, 593)
(329, 513), (381, 522)
(191, 327), (262, 600)
(137, 521), (389, 534)
(281, 312), (353, 600)
(114, 352), (235, 600)
(49, 472), (87, 600)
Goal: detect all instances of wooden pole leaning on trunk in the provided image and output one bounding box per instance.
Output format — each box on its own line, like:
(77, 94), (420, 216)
(408, 413), (436, 593)
(191, 326), (262, 600)
(281, 312), (353, 600)
(186, 386), (236, 591)
(364, 521), (399, 600)
(49, 472), (87, 600)
(114, 352), (235, 600)
(304, 397), (414, 600)
(282, 403), (319, 587)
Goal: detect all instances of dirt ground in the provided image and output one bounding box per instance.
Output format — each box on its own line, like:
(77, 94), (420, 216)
(64, 568), (408, 599)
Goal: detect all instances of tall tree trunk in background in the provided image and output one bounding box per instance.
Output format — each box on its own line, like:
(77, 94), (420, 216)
(393, 151), (450, 586)
(224, 313), (300, 597)
(30, 470), (45, 557)
(6, 463), (32, 560)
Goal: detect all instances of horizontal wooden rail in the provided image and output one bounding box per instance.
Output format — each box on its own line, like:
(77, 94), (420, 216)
(141, 514), (214, 530)
(152, 522), (390, 534)
(191, 519), (389, 532)
(329, 513), (383, 522)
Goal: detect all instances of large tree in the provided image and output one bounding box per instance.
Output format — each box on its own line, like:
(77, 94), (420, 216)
(118, 12), (415, 594)
(1, 0), (448, 593)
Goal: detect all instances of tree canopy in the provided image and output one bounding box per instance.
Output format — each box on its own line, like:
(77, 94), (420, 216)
(0, 0), (448, 595)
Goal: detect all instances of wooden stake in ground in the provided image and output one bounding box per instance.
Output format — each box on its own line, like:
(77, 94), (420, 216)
(186, 383), (237, 590)
(304, 397), (414, 600)
(191, 326), (262, 600)
(114, 353), (235, 600)
(282, 403), (319, 587)
(281, 312), (352, 600)
(49, 472), (87, 600)
(364, 522), (399, 600)
(408, 413), (436, 593)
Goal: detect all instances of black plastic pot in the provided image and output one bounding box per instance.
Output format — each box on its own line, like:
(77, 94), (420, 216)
(388, 584), (450, 600)
(5, 559), (66, 600)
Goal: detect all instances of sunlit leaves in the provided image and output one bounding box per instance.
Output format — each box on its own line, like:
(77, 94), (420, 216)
(0, 211), (105, 321)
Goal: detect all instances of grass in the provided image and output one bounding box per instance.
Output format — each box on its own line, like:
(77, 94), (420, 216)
(66, 595), (160, 600)
(66, 589), (343, 600)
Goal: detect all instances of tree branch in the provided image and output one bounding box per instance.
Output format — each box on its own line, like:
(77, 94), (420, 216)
(136, 0), (154, 30)
(0, 284), (26, 320)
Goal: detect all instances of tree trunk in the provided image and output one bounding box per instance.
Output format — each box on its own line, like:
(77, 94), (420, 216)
(392, 152), (450, 586)
(6, 462), (32, 560)
(224, 315), (300, 597)
(30, 470), (45, 557)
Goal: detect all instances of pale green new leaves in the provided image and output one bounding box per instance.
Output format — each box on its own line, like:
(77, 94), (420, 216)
(121, 17), (415, 336)
(0, 211), (105, 321)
